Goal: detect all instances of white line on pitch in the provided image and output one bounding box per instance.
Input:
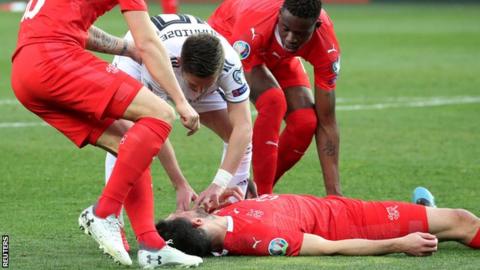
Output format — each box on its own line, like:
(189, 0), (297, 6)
(0, 122), (48, 128)
(0, 96), (479, 128)
(336, 96), (480, 111)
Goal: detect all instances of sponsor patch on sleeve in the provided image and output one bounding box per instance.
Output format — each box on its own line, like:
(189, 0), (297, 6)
(232, 84), (248, 97)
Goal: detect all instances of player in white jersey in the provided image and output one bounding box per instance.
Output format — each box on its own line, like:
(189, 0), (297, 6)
(105, 14), (253, 213)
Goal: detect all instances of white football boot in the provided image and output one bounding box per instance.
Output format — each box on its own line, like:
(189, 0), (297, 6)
(78, 205), (132, 265)
(138, 245), (203, 269)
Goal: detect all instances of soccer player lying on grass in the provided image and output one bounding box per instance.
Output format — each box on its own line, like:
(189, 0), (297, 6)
(156, 191), (480, 257)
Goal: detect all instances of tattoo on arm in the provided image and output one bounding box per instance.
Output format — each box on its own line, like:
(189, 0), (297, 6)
(322, 140), (336, 156)
(87, 26), (126, 56)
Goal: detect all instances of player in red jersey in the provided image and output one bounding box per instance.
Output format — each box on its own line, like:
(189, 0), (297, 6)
(208, 0), (342, 195)
(157, 192), (480, 257)
(10, 0), (209, 267)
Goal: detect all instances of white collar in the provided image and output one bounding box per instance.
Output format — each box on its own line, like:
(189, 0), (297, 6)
(226, 216), (234, 232)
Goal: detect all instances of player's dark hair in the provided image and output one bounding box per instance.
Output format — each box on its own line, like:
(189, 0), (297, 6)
(282, 0), (322, 20)
(181, 33), (225, 78)
(156, 217), (212, 257)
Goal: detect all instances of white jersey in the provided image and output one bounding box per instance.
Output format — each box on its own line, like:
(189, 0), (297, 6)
(112, 14), (249, 112)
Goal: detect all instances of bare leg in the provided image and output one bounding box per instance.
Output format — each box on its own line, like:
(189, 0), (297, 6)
(427, 207), (480, 245)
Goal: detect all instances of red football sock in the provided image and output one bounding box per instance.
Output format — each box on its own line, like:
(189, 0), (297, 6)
(468, 228), (480, 249)
(96, 117), (171, 218)
(161, 0), (177, 14)
(252, 88), (286, 195)
(124, 168), (166, 250)
(274, 108), (317, 183)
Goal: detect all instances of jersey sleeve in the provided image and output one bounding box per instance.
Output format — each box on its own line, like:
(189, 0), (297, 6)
(218, 42), (250, 103)
(118, 0), (147, 12)
(313, 56), (340, 91)
(311, 10), (341, 91)
(224, 223), (303, 256)
(228, 22), (264, 71)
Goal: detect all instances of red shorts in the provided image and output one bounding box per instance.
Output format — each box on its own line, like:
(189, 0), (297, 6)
(11, 43), (143, 147)
(267, 57), (311, 90)
(319, 196), (429, 240)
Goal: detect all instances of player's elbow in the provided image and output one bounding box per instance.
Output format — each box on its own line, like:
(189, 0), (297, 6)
(135, 38), (160, 57)
(300, 234), (338, 256)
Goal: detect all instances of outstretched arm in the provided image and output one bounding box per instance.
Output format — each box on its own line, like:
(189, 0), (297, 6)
(300, 232), (438, 256)
(86, 25), (141, 63)
(157, 139), (198, 211)
(314, 88), (341, 196)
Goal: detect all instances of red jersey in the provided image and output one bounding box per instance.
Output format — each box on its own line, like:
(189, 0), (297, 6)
(215, 194), (428, 256)
(13, 0), (147, 59)
(208, 0), (341, 91)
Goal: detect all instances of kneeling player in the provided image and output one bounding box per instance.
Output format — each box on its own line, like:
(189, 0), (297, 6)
(157, 192), (480, 256)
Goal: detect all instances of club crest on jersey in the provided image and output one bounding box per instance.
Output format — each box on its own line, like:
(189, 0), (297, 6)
(233, 40), (251, 60)
(232, 68), (244, 85)
(268, 238), (288, 256)
(106, 64), (119, 74)
(386, 205), (400, 221)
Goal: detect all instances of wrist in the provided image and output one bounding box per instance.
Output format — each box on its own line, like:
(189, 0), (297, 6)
(174, 97), (189, 107)
(120, 40), (129, 56)
(392, 237), (405, 253)
(212, 169), (232, 188)
(172, 177), (189, 190)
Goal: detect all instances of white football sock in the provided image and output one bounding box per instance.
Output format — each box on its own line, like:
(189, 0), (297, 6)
(105, 153), (125, 226)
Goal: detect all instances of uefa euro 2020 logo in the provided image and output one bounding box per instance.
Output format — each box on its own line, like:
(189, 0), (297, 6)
(233, 40), (251, 60)
(268, 238), (288, 256)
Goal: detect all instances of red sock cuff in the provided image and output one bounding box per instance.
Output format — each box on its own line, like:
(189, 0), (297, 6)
(285, 108), (317, 125)
(137, 117), (172, 139)
(469, 228), (480, 249)
(255, 87), (285, 110)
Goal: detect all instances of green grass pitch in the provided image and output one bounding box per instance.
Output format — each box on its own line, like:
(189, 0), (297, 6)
(1, 2), (480, 269)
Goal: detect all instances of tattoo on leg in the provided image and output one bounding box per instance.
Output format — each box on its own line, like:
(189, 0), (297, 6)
(322, 140), (336, 156)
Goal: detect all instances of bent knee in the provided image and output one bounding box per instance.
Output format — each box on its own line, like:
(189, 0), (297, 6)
(453, 209), (476, 224)
(453, 209), (478, 232)
(286, 108), (318, 135)
(149, 105), (176, 124)
(255, 88), (287, 115)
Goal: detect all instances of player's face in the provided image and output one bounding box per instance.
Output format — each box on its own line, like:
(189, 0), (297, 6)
(183, 72), (217, 93)
(277, 9), (318, 52)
